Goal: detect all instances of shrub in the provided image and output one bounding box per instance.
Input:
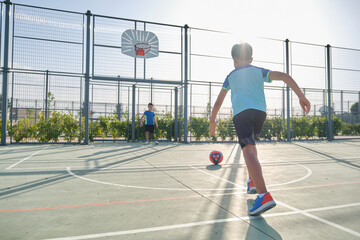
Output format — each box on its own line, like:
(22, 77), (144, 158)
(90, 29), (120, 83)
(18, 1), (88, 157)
(109, 115), (128, 139)
(80, 116), (101, 142)
(98, 115), (111, 138)
(156, 113), (173, 140)
(259, 119), (272, 140)
(12, 117), (36, 142)
(271, 117), (284, 140)
(7, 112), (358, 143)
(313, 117), (327, 138)
(190, 116), (210, 141)
(291, 116), (315, 139)
(36, 112), (63, 142)
(217, 118), (236, 141)
(62, 112), (79, 142)
(332, 116), (342, 136)
(341, 123), (360, 136)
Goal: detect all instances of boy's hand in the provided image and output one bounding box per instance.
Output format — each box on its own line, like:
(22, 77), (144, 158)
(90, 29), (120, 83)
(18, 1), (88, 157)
(299, 96), (311, 114)
(140, 122), (143, 127)
(155, 123), (158, 128)
(209, 121), (217, 136)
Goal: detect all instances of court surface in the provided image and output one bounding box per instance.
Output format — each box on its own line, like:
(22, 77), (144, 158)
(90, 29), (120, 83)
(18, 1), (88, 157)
(1, 140), (360, 240)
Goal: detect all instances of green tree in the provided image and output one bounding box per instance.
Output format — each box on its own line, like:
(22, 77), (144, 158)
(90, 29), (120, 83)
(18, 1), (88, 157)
(350, 102), (359, 123)
(350, 102), (359, 115)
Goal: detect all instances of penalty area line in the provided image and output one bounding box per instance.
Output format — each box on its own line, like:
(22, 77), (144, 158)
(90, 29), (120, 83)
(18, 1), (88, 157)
(5, 146), (50, 170)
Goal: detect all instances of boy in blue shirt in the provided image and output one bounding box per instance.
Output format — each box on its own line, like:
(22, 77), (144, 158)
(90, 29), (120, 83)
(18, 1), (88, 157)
(209, 43), (311, 215)
(140, 103), (159, 145)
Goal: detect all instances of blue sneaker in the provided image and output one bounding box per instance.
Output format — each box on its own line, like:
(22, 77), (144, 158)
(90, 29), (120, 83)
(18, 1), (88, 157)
(247, 179), (257, 194)
(249, 192), (276, 216)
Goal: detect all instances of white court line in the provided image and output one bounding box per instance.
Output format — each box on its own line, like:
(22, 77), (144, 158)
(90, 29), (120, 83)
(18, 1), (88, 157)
(265, 162), (312, 187)
(43, 202), (360, 240)
(67, 167), (243, 191)
(5, 146), (49, 170)
(191, 162), (312, 188)
(191, 167), (360, 238)
(276, 201), (360, 238)
(66, 153), (312, 191)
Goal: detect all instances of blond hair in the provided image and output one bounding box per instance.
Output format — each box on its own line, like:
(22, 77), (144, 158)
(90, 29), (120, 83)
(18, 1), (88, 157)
(231, 43), (253, 61)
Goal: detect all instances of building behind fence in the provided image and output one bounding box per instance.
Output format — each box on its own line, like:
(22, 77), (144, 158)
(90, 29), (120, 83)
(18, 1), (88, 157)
(0, 0), (359, 144)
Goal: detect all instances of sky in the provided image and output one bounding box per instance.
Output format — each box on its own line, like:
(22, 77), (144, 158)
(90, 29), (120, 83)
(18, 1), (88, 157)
(6, 0), (360, 116)
(10, 0), (360, 49)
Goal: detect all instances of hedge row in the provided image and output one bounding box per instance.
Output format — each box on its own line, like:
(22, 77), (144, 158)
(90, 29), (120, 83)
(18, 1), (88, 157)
(2, 112), (360, 143)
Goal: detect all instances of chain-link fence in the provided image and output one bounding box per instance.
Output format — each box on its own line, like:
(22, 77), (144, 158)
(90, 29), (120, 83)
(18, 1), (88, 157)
(1, 1), (359, 145)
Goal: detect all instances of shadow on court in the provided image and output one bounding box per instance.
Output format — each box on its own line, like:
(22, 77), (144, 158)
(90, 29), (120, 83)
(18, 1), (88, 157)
(206, 165), (222, 171)
(293, 143), (360, 170)
(0, 143), (181, 200)
(246, 199), (282, 240)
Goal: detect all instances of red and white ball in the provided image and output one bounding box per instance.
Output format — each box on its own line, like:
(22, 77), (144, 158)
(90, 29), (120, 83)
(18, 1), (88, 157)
(209, 151), (223, 165)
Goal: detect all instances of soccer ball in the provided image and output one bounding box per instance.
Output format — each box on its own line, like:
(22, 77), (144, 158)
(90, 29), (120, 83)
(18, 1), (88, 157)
(209, 151), (223, 165)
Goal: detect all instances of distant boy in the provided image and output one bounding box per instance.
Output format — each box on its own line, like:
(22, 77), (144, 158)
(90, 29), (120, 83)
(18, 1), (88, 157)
(209, 43), (311, 215)
(140, 103), (159, 145)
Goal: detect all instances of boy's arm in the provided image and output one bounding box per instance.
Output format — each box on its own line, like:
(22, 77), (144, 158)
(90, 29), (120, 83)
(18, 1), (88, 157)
(209, 89), (228, 135)
(140, 115), (144, 127)
(269, 71), (311, 114)
(154, 116), (158, 128)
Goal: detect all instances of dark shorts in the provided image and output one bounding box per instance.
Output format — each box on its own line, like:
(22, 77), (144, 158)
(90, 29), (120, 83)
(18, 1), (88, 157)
(233, 109), (266, 149)
(145, 125), (155, 134)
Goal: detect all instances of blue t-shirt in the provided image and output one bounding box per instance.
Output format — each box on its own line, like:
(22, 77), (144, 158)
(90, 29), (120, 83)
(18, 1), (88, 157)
(222, 65), (271, 116)
(144, 111), (155, 125)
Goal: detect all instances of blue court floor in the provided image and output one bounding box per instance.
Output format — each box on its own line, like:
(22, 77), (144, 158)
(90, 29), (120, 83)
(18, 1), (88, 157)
(1, 140), (359, 240)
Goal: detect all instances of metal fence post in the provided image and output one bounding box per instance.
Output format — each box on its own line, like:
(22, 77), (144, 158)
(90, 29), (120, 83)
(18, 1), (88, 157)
(117, 80), (121, 120)
(303, 88), (306, 116)
(127, 86), (130, 140)
(9, 97), (13, 143)
(326, 44), (333, 141)
(45, 70), (49, 119)
(174, 87), (178, 141)
(15, 99), (18, 122)
(340, 90), (343, 121)
(189, 83), (192, 142)
(35, 100), (37, 122)
(150, 79), (153, 103)
(137, 87), (140, 140)
(209, 82), (211, 120)
(84, 10), (92, 144)
(285, 39), (291, 141)
(9, 72), (14, 143)
(79, 77), (83, 143)
(1, 0), (11, 145)
(358, 91), (360, 123)
(132, 85), (136, 142)
(183, 24), (189, 143)
(282, 87), (286, 137)
(72, 101), (74, 115)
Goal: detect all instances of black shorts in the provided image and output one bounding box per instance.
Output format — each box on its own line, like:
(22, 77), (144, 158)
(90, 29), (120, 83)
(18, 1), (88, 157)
(145, 125), (155, 134)
(233, 109), (266, 149)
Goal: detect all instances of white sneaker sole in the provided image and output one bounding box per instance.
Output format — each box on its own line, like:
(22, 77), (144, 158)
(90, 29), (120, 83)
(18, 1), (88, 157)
(247, 187), (257, 194)
(249, 201), (276, 216)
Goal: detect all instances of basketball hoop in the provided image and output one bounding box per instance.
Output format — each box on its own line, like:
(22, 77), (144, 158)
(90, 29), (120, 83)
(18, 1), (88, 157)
(134, 43), (151, 56)
(121, 29), (159, 59)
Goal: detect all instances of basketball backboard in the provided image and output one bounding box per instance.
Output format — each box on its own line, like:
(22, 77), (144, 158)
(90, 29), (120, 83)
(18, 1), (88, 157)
(121, 29), (159, 59)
